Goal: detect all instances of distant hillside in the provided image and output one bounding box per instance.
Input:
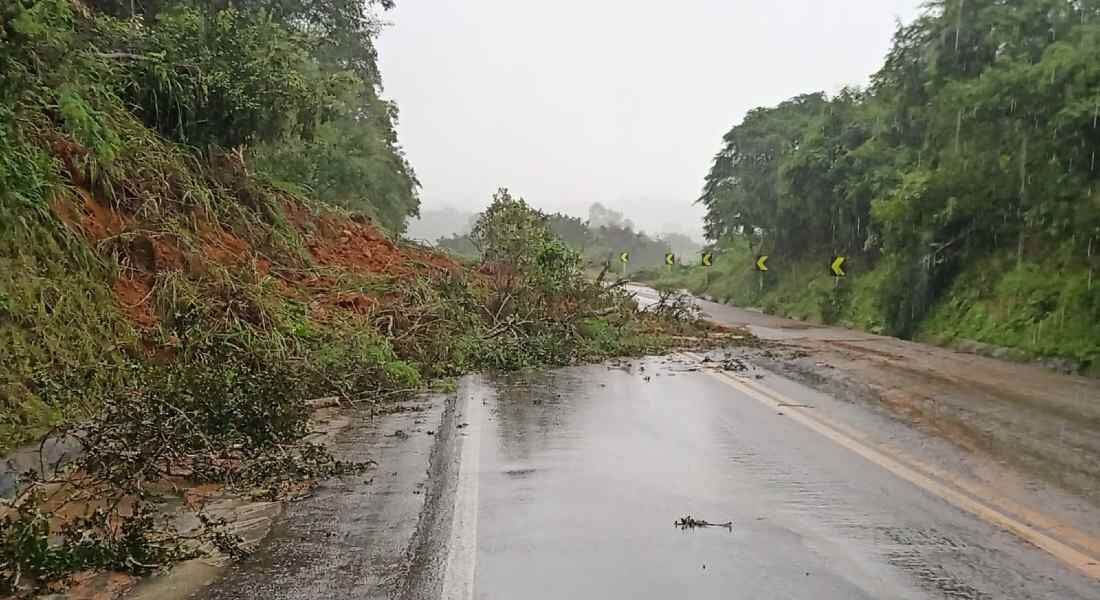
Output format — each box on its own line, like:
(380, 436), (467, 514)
(432, 201), (702, 271)
(405, 207), (476, 244)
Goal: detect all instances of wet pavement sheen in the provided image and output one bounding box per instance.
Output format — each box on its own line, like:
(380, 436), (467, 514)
(469, 359), (1100, 600)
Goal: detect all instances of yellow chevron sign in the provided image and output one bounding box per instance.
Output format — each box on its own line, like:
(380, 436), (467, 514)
(831, 255), (846, 277)
(665, 253), (675, 266)
(755, 255), (769, 272)
(619, 251), (630, 263)
(701, 252), (714, 267)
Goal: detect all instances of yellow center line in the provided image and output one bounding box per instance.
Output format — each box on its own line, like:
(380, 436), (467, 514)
(677, 352), (1100, 580)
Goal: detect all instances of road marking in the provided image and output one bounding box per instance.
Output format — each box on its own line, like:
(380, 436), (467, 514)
(441, 385), (484, 599)
(679, 352), (1100, 581)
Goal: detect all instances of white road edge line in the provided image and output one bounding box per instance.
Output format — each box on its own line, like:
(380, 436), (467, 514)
(441, 384), (483, 599)
(678, 352), (1100, 581)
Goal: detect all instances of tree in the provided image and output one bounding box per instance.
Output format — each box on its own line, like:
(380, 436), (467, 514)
(86, 0), (421, 231)
(697, 0), (1100, 337)
(588, 202), (634, 230)
(470, 188), (582, 295)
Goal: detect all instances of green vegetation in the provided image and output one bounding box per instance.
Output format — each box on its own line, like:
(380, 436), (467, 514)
(654, 0), (1100, 373)
(439, 201), (701, 274)
(467, 189), (696, 366)
(2, 499), (178, 585)
(1, 0), (421, 448)
(0, 2), (711, 594)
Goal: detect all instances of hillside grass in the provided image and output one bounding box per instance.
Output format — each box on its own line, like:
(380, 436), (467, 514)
(0, 1), (704, 453)
(918, 250), (1100, 373)
(642, 242), (1100, 375)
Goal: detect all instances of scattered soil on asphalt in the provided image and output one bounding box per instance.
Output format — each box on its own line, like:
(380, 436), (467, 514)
(692, 299), (1100, 514)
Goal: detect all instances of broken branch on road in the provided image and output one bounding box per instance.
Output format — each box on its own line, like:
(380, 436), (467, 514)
(674, 515), (732, 531)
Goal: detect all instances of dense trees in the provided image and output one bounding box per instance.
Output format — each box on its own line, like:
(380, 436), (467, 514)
(699, 0), (1100, 338)
(2, 0), (418, 231)
(434, 200), (698, 273)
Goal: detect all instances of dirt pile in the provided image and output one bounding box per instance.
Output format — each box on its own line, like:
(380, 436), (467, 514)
(306, 216), (461, 276)
(48, 187), (464, 332)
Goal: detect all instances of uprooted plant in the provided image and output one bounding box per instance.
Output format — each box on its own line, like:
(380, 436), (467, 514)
(63, 344), (370, 489)
(642, 288), (703, 326)
(0, 0), (728, 595)
(0, 184), (722, 596)
(0, 342), (373, 596)
(356, 189), (712, 375)
(1, 493), (180, 595)
(464, 188), (686, 368)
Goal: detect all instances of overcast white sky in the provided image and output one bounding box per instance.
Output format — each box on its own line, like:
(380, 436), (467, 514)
(378, 0), (925, 239)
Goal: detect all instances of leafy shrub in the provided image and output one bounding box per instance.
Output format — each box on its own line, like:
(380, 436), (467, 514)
(1, 497), (177, 595)
(102, 6), (356, 149)
(301, 325), (422, 400)
(66, 344), (312, 487)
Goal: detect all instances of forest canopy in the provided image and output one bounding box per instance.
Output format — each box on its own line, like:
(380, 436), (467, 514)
(697, 0), (1100, 338)
(435, 201), (701, 272)
(2, 0), (419, 232)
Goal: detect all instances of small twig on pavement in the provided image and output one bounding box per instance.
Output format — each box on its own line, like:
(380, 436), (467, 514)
(675, 515), (732, 530)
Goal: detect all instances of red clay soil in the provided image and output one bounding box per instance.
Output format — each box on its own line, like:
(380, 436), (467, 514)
(306, 220), (406, 272)
(325, 291), (380, 314)
(50, 188), (130, 241)
(308, 292), (381, 322)
(281, 198), (315, 230)
(48, 194), (84, 233)
(195, 217), (251, 267)
(47, 135), (94, 190)
(151, 236), (186, 272)
(416, 250), (464, 274)
(303, 211), (462, 277)
(82, 194), (128, 240)
(49, 189), (464, 330)
(112, 276), (157, 328)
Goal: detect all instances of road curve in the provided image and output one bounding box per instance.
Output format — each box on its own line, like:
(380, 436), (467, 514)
(174, 287), (1100, 600)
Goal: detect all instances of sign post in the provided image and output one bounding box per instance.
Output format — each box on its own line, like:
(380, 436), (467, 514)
(830, 255), (846, 277)
(754, 254), (769, 294)
(701, 252), (714, 287)
(830, 255), (847, 289)
(619, 251), (630, 277)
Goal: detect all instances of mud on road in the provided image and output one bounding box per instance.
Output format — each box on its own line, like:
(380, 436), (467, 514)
(451, 358), (1100, 599)
(120, 288), (1100, 599)
(677, 293), (1100, 540)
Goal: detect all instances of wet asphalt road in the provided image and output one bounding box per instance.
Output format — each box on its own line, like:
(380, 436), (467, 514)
(452, 360), (1100, 600)
(187, 400), (451, 600)
(178, 286), (1100, 599)
(181, 358), (1100, 600)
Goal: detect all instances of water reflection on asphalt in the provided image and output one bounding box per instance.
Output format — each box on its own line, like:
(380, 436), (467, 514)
(470, 358), (1099, 600)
